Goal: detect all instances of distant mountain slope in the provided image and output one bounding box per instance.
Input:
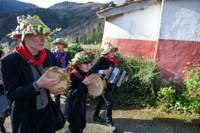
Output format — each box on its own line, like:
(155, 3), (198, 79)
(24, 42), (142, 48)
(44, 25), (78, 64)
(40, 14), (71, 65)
(49, 1), (81, 10)
(0, 0), (38, 13)
(0, 1), (108, 43)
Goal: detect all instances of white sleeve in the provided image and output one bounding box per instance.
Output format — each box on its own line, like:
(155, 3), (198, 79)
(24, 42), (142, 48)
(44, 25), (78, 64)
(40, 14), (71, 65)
(98, 70), (104, 74)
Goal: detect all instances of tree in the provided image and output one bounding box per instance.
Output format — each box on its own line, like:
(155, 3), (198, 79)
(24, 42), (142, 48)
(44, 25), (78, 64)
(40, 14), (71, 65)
(75, 22), (104, 45)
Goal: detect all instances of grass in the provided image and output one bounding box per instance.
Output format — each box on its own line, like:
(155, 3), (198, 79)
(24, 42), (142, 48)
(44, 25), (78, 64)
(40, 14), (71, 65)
(81, 44), (101, 51)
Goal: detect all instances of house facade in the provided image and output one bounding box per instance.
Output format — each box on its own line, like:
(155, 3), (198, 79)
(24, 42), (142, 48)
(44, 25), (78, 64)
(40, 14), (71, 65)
(97, 0), (200, 83)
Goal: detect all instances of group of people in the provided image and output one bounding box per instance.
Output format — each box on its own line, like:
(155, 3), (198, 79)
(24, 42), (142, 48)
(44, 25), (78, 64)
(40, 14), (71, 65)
(0, 15), (120, 133)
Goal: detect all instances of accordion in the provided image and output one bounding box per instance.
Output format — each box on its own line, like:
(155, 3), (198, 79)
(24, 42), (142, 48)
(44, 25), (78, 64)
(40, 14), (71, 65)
(105, 66), (126, 87)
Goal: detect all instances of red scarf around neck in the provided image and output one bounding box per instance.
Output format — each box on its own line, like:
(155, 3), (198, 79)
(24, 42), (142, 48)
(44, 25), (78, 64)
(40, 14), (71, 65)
(72, 69), (89, 81)
(15, 44), (46, 66)
(103, 55), (118, 65)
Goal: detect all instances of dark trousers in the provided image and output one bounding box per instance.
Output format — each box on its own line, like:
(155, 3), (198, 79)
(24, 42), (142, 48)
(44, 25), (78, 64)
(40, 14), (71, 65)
(63, 101), (68, 118)
(55, 95), (61, 109)
(0, 89), (7, 133)
(93, 89), (113, 124)
(29, 104), (56, 133)
(68, 113), (86, 133)
(0, 117), (6, 133)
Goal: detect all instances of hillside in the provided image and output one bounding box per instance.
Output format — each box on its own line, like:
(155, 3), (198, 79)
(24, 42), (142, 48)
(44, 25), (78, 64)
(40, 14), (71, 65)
(0, 1), (107, 43)
(0, 0), (38, 13)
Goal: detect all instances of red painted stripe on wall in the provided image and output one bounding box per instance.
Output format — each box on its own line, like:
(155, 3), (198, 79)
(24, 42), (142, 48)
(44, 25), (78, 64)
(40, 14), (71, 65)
(103, 38), (200, 84)
(103, 38), (156, 57)
(155, 39), (200, 82)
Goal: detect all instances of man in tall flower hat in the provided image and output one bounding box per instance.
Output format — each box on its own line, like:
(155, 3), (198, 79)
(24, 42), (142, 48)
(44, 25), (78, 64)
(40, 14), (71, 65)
(52, 38), (71, 108)
(91, 42), (118, 132)
(1, 15), (62, 133)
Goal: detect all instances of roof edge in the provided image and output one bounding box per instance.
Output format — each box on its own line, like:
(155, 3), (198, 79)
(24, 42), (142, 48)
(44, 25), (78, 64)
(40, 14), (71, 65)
(96, 0), (159, 19)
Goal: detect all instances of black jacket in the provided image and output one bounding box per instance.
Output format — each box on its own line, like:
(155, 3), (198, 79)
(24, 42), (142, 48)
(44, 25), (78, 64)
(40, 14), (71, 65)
(66, 69), (88, 115)
(64, 52), (71, 67)
(0, 85), (4, 94)
(91, 56), (115, 70)
(1, 49), (57, 133)
(91, 56), (115, 90)
(65, 67), (101, 115)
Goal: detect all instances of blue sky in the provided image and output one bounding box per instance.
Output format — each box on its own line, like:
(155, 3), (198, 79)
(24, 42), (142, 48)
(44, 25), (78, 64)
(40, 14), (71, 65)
(18, 0), (111, 8)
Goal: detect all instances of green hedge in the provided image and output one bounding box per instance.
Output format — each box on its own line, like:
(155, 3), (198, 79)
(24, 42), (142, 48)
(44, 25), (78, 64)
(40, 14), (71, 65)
(83, 45), (200, 114)
(111, 55), (160, 107)
(83, 45), (160, 107)
(66, 43), (84, 58)
(157, 63), (200, 113)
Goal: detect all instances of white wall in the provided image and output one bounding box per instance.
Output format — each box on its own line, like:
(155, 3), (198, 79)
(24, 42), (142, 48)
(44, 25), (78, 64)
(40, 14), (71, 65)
(103, 4), (161, 41)
(159, 0), (200, 41)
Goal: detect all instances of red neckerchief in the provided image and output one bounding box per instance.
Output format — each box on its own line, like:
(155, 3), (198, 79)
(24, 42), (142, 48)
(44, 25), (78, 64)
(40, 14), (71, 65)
(72, 69), (89, 81)
(102, 55), (118, 65)
(15, 44), (46, 66)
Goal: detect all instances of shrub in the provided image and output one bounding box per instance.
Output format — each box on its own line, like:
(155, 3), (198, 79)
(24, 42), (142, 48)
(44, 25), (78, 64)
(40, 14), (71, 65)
(83, 45), (160, 107)
(182, 63), (200, 113)
(111, 55), (160, 107)
(82, 44), (101, 56)
(0, 42), (18, 52)
(157, 63), (200, 113)
(157, 87), (176, 111)
(66, 43), (84, 58)
(157, 87), (176, 104)
(83, 44), (200, 113)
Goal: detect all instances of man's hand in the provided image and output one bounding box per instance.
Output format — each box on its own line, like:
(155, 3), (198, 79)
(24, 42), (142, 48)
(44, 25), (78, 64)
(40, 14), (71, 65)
(103, 69), (110, 75)
(124, 76), (129, 82)
(36, 72), (60, 90)
(0, 80), (3, 85)
(82, 76), (94, 85)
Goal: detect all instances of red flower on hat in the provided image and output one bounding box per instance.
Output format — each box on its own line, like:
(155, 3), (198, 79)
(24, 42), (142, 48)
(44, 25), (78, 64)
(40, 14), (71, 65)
(84, 51), (93, 55)
(15, 35), (22, 40)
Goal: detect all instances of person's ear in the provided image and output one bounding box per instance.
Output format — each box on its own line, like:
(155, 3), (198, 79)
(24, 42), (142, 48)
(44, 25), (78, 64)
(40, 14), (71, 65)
(24, 36), (27, 40)
(77, 64), (81, 69)
(24, 35), (30, 41)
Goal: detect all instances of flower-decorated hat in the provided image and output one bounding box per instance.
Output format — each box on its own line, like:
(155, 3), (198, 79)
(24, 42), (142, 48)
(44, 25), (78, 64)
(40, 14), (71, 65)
(8, 15), (51, 40)
(101, 42), (118, 55)
(71, 51), (95, 66)
(53, 38), (68, 47)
